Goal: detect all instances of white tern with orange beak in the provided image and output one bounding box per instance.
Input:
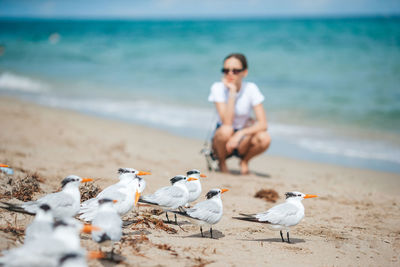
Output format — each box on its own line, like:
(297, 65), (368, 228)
(234, 191), (317, 243)
(79, 168), (151, 221)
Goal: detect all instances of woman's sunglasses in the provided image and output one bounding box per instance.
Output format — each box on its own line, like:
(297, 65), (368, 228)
(221, 68), (244, 75)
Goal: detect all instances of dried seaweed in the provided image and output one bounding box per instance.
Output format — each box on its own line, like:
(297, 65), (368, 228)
(0, 173), (43, 201)
(155, 243), (178, 256)
(150, 208), (164, 216)
(121, 234), (149, 256)
(132, 212), (178, 234)
(0, 222), (25, 237)
(192, 257), (215, 267)
(254, 189), (279, 203)
(80, 182), (101, 202)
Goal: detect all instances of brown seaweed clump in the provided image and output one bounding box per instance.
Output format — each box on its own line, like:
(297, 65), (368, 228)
(254, 189), (279, 203)
(155, 243), (178, 256)
(121, 234), (150, 256)
(121, 234), (179, 258)
(132, 213), (178, 234)
(80, 182), (101, 202)
(191, 257), (215, 267)
(0, 173), (43, 201)
(0, 222), (25, 239)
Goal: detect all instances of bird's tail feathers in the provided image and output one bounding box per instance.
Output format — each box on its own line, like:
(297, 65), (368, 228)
(80, 198), (97, 209)
(239, 213), (257, 217)
(0, 201), (34, 215)
(233, 214), (265, 223)
(170, 209), (193, 219)
(178, 206), (187, 213)
(137, 198), (158, 206)
(79, 211), (96, 222)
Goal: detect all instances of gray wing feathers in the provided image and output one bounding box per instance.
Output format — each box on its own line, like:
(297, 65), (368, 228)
(187, 200), (222, 225)
(80, 185), (128, 221)
(143, 186), (185, 208)
(22, 192), (74, 215)
(256, 202), (299, 225)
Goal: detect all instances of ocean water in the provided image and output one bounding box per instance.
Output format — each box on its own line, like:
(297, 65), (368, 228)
(0, 18), (399, 173)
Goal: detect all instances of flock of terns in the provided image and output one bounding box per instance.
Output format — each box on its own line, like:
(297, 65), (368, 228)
(0, 165), (317, 267)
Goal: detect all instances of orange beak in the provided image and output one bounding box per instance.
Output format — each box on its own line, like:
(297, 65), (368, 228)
(0, 164), (9, 167)
(135, 190), (140, 206)
(80, 178), (94, 183)
(304, 194), (317, 199)
(87, 251), (105, 260)
(81, 224), (101, 233)
(187, 177), (198, 181)
(113, 200), (118, 203)
(221, 189), (229, 193)
(138, 171), (151, 176)
(200, 174), (207, 178)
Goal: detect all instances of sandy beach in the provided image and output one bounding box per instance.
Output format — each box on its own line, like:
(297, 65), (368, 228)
(0, 96), (399, 267)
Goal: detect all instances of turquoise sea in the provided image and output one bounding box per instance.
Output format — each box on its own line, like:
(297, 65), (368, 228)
(0, 17), (399, 173)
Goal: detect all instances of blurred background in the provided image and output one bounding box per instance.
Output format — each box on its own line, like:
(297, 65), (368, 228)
(0, 0), (399, 173)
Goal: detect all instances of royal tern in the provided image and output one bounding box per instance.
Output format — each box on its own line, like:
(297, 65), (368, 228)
(0, 175), (93, 219)
(24, 204), (54, 244)
(91, 198), (122, 253)
(185, 169), (207, 206)
(79, 168), (151, 222)
(0, 219), (97, 267)
(173, 188), (228, 238)
(233, 191), (317, 243)
(139, 175), (197, 223)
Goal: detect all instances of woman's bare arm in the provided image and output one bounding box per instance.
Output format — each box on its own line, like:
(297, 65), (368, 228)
(215, 78), (238, 126)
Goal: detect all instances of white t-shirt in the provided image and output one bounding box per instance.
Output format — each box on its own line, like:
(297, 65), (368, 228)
(208, 81), (265, 129)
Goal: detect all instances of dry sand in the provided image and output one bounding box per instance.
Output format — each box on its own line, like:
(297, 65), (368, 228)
(0, 97), (399, 266)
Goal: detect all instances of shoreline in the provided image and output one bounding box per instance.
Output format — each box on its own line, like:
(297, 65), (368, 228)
(3, 91), (400, 174)
(1, 96), (400, 266)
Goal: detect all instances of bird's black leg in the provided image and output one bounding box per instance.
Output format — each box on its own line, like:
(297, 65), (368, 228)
(200, 226), (204, 237)
(166, 212), (170, 223)
(210, 227), (213, 239)
(174, 214), (178, 225)
(287, 232), (291, 243)
(280, 230), (284, 242)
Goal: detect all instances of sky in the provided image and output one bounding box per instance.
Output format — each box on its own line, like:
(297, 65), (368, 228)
(0, 0), (399, 18)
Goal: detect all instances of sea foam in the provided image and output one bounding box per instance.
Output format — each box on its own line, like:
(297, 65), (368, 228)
(0, 72), (49, 93)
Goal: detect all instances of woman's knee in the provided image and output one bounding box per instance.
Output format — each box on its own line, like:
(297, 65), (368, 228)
(253, 131), (271, 149)
(214, 125), (234, 142)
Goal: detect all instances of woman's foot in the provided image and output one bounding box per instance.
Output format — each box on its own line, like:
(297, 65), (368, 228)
(240, 160), (250, 175)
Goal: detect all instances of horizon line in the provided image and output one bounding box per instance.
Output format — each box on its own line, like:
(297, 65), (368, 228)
(0, 13), (399, 21)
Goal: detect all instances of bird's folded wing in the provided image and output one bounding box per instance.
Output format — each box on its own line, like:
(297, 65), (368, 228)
(145, 186), (184, 207)
(187, 201), (221, 223)
(0, 201), (34, 215)
(255, 202), (299, 224)
(100, 187), (128, 203)
(41, 192), (74, 208)
(96, 184), (120, 199)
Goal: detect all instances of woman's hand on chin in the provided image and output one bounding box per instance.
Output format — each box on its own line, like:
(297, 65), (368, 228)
(222, 77), (237, 94)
